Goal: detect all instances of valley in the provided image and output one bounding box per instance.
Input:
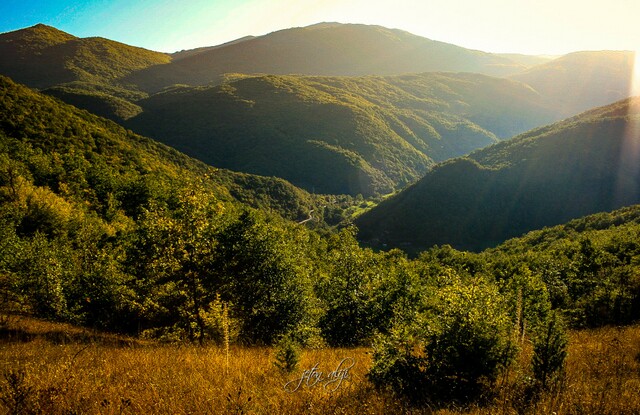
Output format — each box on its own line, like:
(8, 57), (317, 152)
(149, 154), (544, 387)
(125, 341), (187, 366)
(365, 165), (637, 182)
(1, 18), (639, 414)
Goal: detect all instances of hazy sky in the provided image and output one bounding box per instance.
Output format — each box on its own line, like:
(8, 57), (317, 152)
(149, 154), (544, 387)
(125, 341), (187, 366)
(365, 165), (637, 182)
(2, 0), (640, 55)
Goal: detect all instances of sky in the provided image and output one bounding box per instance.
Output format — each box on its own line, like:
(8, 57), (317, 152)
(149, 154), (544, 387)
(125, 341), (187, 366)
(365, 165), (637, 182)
(1, 0), (640, 55)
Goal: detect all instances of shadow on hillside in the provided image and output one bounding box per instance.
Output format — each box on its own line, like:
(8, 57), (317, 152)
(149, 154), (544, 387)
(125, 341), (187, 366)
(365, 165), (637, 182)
(0, 326), (140, 347)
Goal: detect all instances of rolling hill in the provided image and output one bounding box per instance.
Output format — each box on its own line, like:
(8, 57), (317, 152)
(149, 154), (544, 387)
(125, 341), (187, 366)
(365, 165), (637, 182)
(0, 75), (321, 223)
(124, 22), (531, 93)
(356, 97), (640, 251)
(510, 51), (635, 118)
(125, 72), (556, 196)
(0, 24), (170, 90)
(0, 24), (169, 122)
(2, 23), (634, 200)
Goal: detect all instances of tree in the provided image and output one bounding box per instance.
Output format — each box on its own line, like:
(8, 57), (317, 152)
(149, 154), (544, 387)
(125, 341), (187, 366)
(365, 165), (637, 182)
(532, 311), (567, 389)
(131, 183), (225, 343)
(215, 210), (317, 345)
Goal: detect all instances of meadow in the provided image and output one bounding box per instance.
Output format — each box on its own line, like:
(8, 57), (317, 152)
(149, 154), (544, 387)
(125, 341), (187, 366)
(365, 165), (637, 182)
(1, 315), (639, 414)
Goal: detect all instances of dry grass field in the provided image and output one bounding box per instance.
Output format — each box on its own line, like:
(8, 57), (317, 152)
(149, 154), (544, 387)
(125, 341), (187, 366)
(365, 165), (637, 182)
(1, 315), (639, 414)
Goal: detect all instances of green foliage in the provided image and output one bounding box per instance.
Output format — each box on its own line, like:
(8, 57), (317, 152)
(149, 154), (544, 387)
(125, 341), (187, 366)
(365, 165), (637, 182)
(316, 229), (423, 346)
(130, 184), (225, 343)
(126, 72), (557, 196)
(357, 98), (640, 251)
(532, 311), (568, 389)
(423, 277), (517, 400)
(369, 273), (517, 404)
(215, 211), (317, 345)
(368, 325), (427, 402)
(273, 334), (301, 373)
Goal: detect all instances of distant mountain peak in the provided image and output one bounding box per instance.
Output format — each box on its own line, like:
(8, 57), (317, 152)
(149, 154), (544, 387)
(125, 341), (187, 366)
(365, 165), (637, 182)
(3, 23), (76, 47)
(303, 22), (344, 29)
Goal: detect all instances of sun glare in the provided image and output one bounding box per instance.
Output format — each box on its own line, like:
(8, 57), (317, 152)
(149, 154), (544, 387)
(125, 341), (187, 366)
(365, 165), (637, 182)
(632, 50), (640, 97)
(614, 49), (640, 207)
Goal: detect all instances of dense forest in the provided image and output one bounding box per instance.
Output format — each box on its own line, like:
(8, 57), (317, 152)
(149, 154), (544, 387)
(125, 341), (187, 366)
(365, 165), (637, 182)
(357, 97), (640, 251)
(2, 74), (640, 407)
(1, 24), (633, 198)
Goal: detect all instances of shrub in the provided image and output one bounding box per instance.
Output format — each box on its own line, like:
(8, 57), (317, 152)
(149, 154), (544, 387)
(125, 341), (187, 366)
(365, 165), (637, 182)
(273, 334), (301, 373)
(368, 274), (516, 404)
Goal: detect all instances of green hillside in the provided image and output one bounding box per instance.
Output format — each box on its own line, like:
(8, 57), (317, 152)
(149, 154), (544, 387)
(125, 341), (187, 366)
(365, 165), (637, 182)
(510, 51), (635, 117)
(356, 97), (640, 251)
(3, 24), (629, 201)
(126, 73), (555, 196)
(0, 75), (321, 222)
(0, 24), (169, 122)
(0, 24), (170, 89)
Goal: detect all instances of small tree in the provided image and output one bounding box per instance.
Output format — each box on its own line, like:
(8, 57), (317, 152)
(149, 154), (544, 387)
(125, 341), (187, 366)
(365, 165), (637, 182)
(532, 310), (567, 389)
(273, 333), (301, 373)
(132, 183), (225, 343)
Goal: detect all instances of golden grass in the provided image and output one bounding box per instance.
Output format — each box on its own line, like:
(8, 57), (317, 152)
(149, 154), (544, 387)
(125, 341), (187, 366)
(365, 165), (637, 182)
(1, 316), (639, 414)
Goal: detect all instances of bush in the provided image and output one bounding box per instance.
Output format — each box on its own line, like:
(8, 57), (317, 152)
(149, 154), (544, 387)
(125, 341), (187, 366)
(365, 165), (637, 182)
(368, 275), (516, 404)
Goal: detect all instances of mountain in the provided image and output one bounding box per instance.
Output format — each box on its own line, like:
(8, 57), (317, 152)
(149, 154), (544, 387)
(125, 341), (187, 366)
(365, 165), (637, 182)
(0, 75), (321, 222)
(496, 53), (555, 67)
(356, 97), (640, 252)
(125, 72), (555, 196)
(0, 24), (170, 89)
(3, 23), (631, 200)
(510, 51), (635, 118)
(171, 36), (256, 60)
(0, 24), (171, 122)
(124, 22), (530, 93)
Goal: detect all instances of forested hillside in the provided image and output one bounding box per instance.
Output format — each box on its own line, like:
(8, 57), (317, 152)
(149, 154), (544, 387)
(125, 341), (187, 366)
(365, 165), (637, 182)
(510, 50), (635, 117)
(126, 72), (555, 196)
(2, 24), (633, 200)
(2, 74), (640, 410)
(124, 22), (530, 92)
(357, 98), (640, 251)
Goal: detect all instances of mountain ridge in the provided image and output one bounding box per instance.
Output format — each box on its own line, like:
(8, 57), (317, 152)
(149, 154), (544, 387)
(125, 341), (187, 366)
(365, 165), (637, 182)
(356, 97), (640, 251)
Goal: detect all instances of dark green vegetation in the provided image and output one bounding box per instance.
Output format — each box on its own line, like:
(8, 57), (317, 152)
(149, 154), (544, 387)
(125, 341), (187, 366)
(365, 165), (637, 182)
(0, 24), (170, 89)
(1, 24), (634, 198)
(0, 24), (168, 122)
(126, 72), (556, 196)
(1, 76), (640, 408)
(357, 98), (640, 251)
(0, 75), (329, 223)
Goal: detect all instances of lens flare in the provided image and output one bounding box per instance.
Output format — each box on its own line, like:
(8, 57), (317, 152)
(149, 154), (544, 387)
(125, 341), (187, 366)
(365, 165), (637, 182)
(614, 50), (640, 206)
(632, 51), (640, 97)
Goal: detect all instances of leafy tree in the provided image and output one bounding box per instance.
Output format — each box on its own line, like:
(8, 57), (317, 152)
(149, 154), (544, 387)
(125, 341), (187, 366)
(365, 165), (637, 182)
(215, 210), (317, 345)
(131, 183), (225, 343)
(317, 228), (383, 346)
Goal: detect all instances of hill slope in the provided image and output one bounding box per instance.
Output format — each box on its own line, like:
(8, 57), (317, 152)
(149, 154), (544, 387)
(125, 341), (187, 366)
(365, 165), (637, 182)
(125, 22), (528, 93)
(356, 98), (640, 251)
(0, 75), (320, 222)
(510, 51), (635, 118)
(0, 24), (171, 122)
(126, 72), (555, 196)
(0, 24), (170, 89)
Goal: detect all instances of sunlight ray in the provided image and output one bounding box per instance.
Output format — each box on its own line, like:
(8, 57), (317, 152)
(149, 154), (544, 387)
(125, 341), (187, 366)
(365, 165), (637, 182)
(615, 50), (640, 206)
